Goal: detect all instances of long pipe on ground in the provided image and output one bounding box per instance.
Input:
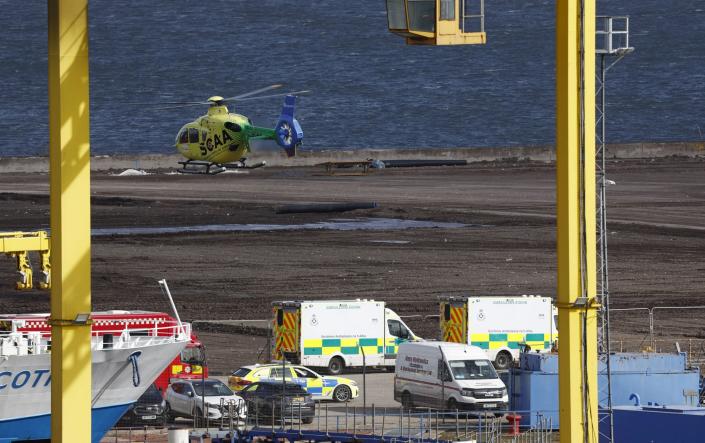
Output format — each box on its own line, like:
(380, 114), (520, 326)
(275, 202), (378, 214)
(380, 159), (467, 168)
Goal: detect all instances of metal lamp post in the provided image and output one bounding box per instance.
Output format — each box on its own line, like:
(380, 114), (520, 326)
(595, 15), (634, 443)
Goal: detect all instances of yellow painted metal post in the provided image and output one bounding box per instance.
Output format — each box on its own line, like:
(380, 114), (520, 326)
(48, 0), (92, 441)
(556, 0), (598, 442)
(11, 251), (33, 290)
(39, 248), (52, 289)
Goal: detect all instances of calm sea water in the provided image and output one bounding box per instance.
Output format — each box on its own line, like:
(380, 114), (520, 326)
(1, 1), (704, 156)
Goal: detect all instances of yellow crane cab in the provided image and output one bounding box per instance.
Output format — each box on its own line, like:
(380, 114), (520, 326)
(385, 0), (486, 45)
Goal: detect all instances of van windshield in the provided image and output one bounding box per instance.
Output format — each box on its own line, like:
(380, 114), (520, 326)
(448, 360), (498, 380)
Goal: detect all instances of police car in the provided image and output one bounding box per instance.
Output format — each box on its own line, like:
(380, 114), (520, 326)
(228, 363), (359, 402)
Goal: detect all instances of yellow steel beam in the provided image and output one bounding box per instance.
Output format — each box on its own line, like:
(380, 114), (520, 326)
(48, 0), (92, 441)
(556, 0), (598, 442)
(0, 231), (50, 253)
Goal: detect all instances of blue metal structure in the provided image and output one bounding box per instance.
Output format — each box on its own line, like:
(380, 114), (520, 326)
(606, 405), (705, 443)
(504, 352), (700, 428)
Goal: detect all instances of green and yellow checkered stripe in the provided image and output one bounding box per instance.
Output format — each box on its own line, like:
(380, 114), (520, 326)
(303, 338), (390, 356)
(470, 333), (557, 350)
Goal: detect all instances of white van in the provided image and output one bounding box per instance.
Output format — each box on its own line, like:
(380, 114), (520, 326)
(394, 341), (508, 411)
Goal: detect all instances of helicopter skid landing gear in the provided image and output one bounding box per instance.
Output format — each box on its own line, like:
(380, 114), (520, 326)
(223, 160), (267, 170)
(177, 160), (226, 175)
(177, 159), (266, 175)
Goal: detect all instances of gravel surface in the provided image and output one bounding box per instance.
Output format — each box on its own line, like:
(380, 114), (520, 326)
(0, 157), (703, 374)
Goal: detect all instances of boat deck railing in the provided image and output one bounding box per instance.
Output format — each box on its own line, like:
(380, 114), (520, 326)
(0, 322), (191, 357)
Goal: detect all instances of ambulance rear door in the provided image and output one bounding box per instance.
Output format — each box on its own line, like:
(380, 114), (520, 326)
(440, 298), (467, 344)
(273, 304), (301, 362)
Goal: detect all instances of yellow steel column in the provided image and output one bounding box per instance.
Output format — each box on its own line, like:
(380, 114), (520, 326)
(556, 0), (598, 442)
(48, 0), (92, 442)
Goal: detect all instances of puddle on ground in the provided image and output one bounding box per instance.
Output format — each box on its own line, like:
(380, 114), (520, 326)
(91, 218), (468, 236)
(368, 240), (412, 244)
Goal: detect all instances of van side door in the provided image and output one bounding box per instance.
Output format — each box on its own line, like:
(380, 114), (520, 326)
(436, 359), (453, 408)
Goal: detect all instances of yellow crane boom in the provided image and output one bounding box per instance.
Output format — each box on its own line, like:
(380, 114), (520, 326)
(0, 231), (51, 290)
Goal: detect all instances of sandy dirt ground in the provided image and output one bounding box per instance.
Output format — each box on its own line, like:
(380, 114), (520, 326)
(0, 157), (703, 374)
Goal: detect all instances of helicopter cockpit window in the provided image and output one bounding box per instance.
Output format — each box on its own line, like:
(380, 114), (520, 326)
(188, 128), (199, 143)
(224, 122), (241, 132)
(179, 130), (189, 144)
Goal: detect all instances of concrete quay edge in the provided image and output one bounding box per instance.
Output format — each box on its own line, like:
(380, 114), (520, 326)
(1, 141), (703, 173)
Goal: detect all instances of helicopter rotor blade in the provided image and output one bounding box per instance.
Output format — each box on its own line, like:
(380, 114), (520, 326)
(153, 102), (212, 110)
(134, 86), (307, 109)
(228, 90), (310, 102)
(221, 84), (284, 101)
(126, 99), (212, 107)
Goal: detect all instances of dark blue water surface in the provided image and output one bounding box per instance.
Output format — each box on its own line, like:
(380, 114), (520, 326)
(1, 1), (704, 156)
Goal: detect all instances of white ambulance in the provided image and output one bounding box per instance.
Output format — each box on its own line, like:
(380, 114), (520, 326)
(394, 341), (508, 411)
(440, 295), (557, 369)
(271, 300), (420, 374)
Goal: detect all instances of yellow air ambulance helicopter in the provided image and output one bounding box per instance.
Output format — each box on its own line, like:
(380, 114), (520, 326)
(167, 84), (307, 174)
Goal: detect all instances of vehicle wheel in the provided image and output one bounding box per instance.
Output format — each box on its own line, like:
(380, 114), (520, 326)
(327, 356), (345, 375)
(494, 351), (513, 370)
(164, 402), (175, 423)
(333, 385), (352, 402)
(447, 397), (459, 411)
(401, 391), (414, 410)
(302, 417), (314, 424)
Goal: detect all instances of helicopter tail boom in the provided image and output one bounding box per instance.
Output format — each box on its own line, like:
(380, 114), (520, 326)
(274, 95), (303, 157)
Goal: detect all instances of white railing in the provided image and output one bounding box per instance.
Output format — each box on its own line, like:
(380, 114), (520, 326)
(0, 331), (45, 356)
(0, 322), (190, 357)
(93, 323), (192, 351)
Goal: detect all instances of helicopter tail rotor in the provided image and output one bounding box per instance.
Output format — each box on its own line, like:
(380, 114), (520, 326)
(274, 95), (303, 157)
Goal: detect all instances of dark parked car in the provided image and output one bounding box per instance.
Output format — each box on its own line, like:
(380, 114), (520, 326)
(239, 381), (315, 424)
(117, 383), (167, 427)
